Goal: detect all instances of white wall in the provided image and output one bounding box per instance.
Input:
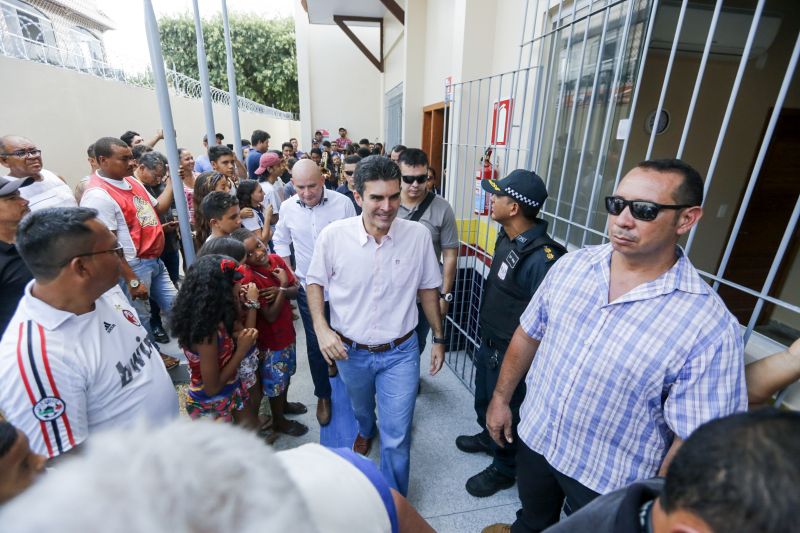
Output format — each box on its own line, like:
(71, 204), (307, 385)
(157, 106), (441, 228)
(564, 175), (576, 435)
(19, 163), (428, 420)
(294, 5), (382, 148)
(402, 0), (428, 147)
(421, 0), (454, 107)
(0, 56), (300, 186)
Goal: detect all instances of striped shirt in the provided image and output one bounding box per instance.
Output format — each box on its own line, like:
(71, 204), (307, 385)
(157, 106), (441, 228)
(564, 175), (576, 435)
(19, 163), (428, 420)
(518, 243), (746, 494)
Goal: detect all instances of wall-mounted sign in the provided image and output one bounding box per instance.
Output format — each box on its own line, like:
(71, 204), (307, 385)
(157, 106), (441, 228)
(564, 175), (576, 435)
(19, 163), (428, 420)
(491, 98), (512, 146)
(445, 76), (454, 103)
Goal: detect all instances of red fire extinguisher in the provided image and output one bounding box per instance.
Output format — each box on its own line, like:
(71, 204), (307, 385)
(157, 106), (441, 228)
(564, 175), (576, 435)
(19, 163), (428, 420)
(474, 148), (496, 215)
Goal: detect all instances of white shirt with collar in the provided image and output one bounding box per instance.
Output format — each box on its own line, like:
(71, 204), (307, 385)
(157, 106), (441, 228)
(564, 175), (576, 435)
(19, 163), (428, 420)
(306, 215), (442, 345)
(272, 188), (356, 285)
(0, 283), (178, 458)
(15, 169), (77, 211)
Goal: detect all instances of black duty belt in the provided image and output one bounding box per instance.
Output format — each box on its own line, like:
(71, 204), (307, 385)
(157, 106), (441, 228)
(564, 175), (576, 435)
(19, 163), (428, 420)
(338, 330), (415, 353)
(484, 337), (510, 351)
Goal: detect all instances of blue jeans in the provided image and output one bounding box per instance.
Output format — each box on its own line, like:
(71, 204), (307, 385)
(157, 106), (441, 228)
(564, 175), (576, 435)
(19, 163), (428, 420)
(296, 285), (332, 399)
(124, 258), (178, 340)
(149, 248), (180, 329)
(337, 334), (420, 496)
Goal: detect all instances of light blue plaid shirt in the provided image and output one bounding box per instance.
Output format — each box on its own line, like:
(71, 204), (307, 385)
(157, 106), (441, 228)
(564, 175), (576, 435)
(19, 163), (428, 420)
(518, 243), (747, 494)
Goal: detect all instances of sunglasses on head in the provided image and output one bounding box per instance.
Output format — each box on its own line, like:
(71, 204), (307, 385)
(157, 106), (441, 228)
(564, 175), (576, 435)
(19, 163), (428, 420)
(604, 196), (693, 221)
(402, 174), (428, 185)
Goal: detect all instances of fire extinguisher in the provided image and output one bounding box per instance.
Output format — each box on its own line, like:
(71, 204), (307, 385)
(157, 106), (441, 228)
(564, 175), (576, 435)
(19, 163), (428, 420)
(474, 148), (496, 215)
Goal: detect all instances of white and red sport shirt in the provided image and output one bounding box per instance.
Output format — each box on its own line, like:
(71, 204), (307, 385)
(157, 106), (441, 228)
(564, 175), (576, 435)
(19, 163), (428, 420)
(0, 284), (178, 458)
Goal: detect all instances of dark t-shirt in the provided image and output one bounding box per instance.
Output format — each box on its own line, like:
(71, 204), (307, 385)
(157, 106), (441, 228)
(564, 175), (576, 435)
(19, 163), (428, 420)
(144, 183), (179, 252)
(0, 241), (33, 334)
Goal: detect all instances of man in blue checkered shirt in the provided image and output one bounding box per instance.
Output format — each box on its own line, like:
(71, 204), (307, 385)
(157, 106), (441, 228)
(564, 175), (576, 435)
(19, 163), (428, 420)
(483, 159), (747, 533)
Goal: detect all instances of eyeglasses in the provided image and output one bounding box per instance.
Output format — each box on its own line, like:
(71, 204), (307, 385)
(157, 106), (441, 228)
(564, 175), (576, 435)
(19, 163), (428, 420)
(343, 170), (354, 176)
(62, 244), (124, 265)
(604, 196), (693, 221)
(2, 149), (41, 158)
(402, 174), (428, 185)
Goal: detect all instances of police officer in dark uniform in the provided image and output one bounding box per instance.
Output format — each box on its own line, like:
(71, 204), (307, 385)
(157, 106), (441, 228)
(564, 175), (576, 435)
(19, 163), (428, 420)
(456, 169), (566, 497)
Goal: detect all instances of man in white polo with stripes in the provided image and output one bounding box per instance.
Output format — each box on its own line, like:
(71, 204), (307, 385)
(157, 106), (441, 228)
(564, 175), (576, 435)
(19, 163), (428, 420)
(0, 207), (177, 461)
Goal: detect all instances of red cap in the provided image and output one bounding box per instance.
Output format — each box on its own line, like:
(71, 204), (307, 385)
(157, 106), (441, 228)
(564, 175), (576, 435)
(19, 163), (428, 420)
(254, 152), (282, 175)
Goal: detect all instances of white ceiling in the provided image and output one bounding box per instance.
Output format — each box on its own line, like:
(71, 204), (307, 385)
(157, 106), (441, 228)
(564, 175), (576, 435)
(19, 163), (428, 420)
(305, 0), (392, 25)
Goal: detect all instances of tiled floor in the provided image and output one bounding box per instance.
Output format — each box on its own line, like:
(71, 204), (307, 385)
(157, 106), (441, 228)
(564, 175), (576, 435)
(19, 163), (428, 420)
(162, 319), (520, 532)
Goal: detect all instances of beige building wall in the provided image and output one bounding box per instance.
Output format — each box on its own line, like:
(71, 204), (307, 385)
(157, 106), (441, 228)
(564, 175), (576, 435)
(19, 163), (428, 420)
(0, 56), (300, 186)
(294, 4), (382, 149)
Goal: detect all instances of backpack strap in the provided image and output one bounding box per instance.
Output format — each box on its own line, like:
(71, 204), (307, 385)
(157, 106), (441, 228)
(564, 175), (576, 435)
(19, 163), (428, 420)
(409, 192), (436, 222)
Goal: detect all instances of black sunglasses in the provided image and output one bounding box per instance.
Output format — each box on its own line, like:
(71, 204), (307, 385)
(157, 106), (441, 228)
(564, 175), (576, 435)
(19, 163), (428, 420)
(343, 170), (354, 176)
(402, 174), (428, 185)
(605, 196), (693, 221)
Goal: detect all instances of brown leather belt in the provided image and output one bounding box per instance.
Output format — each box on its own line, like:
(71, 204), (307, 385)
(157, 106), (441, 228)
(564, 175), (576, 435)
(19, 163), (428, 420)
(338, 330), (415, 353)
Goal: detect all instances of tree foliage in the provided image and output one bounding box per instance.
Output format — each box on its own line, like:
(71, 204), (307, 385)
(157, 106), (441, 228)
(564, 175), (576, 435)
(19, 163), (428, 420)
(158, 13), (298, 114)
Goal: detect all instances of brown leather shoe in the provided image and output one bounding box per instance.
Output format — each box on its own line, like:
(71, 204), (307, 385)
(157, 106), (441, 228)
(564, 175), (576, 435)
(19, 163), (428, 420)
(352, 433), (373, 456)
(316, 398), (332, 426)
(481, 524), (511, 533)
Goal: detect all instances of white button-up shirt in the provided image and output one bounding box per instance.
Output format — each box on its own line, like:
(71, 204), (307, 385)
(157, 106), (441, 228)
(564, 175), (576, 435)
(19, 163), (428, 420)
(272, 189), (356, 285)
(306, 215), (442, 345)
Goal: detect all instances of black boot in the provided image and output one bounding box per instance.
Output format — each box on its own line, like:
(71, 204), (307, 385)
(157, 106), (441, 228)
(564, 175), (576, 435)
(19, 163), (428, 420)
(455, 430), (491, 454)
(465, 465), (515, 497)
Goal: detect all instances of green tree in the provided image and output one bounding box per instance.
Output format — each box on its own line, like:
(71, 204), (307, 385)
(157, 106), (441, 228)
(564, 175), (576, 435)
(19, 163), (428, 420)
(158, 13), (298, 114)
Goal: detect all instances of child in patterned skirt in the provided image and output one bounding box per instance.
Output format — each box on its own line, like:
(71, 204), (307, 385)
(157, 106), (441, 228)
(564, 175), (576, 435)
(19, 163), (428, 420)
(171, 254), (258, 422)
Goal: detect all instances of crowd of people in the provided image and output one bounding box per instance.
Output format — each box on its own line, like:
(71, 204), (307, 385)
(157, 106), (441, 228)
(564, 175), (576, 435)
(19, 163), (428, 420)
(0, 127), (798, 532)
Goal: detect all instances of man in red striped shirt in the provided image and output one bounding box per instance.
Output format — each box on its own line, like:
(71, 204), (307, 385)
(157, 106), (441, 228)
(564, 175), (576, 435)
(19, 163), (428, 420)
(0, 207), (178, 461)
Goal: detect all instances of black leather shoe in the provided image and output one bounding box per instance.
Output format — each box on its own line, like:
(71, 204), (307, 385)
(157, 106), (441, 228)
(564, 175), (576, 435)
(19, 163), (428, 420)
(465, 465), (515, 497)
(456, 430), (491, 454)
(151, 325), (170, 344)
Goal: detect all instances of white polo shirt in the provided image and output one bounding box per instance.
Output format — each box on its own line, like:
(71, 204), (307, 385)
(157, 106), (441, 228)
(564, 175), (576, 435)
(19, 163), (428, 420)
(0, 283), (178, 458)
(306, 215), (442, 344)
(273, 188), (356, 285)
(15, 169), (77, 211)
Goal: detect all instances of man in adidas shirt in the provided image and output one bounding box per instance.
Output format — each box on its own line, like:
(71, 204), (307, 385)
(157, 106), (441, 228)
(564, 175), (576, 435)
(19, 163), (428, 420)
(0, 207), (178, 460)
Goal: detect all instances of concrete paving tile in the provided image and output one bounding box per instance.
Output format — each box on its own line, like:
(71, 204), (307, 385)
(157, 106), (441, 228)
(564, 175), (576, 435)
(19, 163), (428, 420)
(426, 503), (518, 533)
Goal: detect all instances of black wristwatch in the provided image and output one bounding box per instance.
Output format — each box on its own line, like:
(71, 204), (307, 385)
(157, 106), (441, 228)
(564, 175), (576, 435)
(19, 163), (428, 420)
(440, 292), (453, 302)
(432, 336), (448, 345)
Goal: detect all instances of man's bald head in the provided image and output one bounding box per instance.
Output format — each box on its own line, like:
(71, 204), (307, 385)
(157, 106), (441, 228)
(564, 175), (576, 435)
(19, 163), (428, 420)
(291, 159), (325, 207)
(0, 135), (31, 153)
(292, 159), (323, 182)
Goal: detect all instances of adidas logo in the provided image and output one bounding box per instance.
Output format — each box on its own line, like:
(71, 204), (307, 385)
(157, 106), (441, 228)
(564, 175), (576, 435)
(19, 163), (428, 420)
(104, 322), (116, 333)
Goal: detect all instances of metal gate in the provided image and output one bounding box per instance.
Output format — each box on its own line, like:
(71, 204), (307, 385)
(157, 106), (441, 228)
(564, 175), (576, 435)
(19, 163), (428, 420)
(442, 0), (800, 400)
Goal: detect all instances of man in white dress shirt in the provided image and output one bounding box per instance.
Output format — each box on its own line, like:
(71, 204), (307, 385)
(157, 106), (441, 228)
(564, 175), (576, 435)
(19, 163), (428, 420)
(0, 136), (76, 211)
(272, 159), (356, 426)
(306, 155), (446, 496)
